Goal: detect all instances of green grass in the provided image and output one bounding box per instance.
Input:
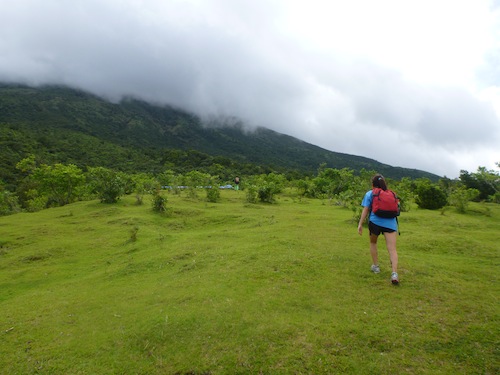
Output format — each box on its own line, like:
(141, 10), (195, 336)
(0, 190), (498, 374)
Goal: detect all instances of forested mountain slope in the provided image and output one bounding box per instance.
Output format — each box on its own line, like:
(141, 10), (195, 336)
(0, 84), (439, 184)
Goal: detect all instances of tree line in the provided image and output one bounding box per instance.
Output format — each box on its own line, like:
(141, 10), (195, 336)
(0, 156), (498, 218)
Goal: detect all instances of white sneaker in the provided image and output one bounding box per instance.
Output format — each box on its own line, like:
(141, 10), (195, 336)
(391, 272), (399, 285)
(371, 265), (380, 274)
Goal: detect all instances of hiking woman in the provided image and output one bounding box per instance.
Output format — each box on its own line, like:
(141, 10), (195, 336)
(357, 174), (399, 284)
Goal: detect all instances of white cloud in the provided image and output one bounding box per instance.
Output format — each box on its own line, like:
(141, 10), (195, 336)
(0, 0), (499, 177)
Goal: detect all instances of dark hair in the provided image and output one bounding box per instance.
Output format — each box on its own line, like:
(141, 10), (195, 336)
(372, 174), (388, 190)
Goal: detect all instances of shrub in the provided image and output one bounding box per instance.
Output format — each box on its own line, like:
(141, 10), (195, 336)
(293, 178), (312, 197)
(245, 184), (259, 204)
(415, 184), (448, 210)
(87, 167), (126, 204)
(0, 189), (20, 215)
(132, 173), (158, 205)
(152, 190), (168, 214)
(244, 173), (285, 204)
(393, 177), (414, 212)
(129, 226), (139, 242)
(449, 187), (480, 213)
(257, 173), (286, 203)
(206, 187), (220, 203)
(24, 189), (47, 212)
(490, 191), (500, 204)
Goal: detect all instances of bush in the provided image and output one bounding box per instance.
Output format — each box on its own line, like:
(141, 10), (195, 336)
(132, 173), (157, 205)
(490, 191), (500, 204)
(256, 173), (286, 203)
(244, 173), (285, 204)
(206, 187), (220, 203)
(245, 184), (259, 204)
(24, 189), (47, 212)
(415, 184), (448, 210)
(449, 187), (480, 213)
(152, 190), (168, 213)
(0, 189), (20, 215)
(87, 167), (126, 204)
(393, 177), (414, 212)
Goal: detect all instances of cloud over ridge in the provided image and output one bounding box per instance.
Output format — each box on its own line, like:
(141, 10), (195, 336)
(1, 0), (499, 177)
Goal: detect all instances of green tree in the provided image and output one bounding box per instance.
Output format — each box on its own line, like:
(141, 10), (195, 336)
(16, 154), (36, 174)
(184, 170), (211, 199)
(246, 173), (286, 203)
(319, 168), (354, 197)
(87, 167), (126, 203)
(459, 166), (499, 201)
(449, 186), (480, 213)
(293, 178), (313, 197)
(31, 163), (85, 206)
(492, 162), (500, 203)
(151, 188), (169, 214)
(22, 189), (47, 212)
(415, 180), (448, 210)
(393, 177), (415, 212)
(206, 175), (221, 203)
(132, 173), (157, 205)
(207, 163), (227, 182)
(15, 157), (85, 208)
(336, 175), (365, 221)
(157, 169), (176, 187)
(0, 183), (20, 216)
(438, 176), (456, 196)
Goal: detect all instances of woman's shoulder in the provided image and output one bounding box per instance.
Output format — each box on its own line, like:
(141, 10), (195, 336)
(361, 190), (373, 206)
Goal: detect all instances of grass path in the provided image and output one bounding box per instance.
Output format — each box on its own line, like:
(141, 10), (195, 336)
(0, 190), (498, 374)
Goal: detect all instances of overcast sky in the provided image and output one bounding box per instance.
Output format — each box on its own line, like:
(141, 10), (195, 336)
(1, 0), (499, 177)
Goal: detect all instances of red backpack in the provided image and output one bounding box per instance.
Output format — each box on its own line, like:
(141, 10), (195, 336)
(371, 188), (400, 218)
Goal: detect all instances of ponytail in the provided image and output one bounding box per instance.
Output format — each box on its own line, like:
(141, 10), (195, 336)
(372, 174), (388, 190)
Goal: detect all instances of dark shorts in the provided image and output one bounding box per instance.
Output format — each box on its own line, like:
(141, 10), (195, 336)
(369, 221), (396, 236)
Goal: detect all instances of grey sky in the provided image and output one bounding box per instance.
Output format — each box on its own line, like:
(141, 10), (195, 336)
(1, 0), (499, 177)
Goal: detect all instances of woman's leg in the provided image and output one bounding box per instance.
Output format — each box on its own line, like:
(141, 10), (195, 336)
(369, 234), (379, 266)
(384, 231), (398, 272)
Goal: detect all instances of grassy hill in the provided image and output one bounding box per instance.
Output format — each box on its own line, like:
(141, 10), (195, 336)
(0, 190), (497, 374)
(0, 84), (440, 186)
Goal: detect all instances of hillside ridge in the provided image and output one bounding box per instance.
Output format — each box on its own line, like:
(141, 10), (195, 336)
(0, 83), (440, 182)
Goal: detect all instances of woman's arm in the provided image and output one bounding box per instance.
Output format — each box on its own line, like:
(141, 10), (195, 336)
(358, 206), (370, 235)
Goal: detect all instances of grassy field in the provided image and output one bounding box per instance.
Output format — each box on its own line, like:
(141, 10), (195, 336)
(0, 189), (498, 374)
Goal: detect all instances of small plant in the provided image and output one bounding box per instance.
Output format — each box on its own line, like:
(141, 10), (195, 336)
(135, 194), (143, 205)
(152, 189), (168, 213)
(206, 187), (220, 203)
(129, 226), (139, 242)
(245, 184), (258, 203)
